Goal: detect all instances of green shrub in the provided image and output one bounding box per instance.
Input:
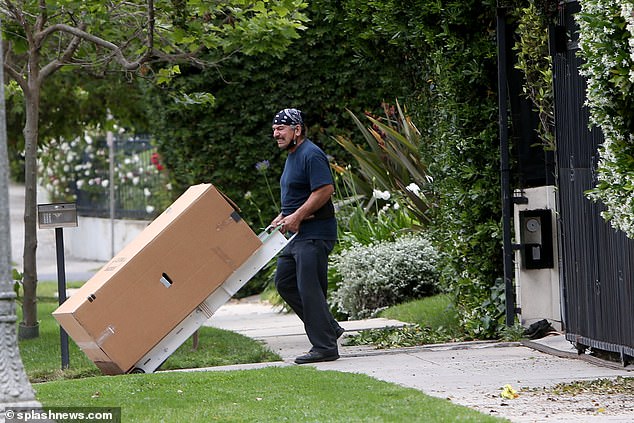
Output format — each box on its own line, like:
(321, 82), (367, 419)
(332, 176), (420, 249)
(331, 234), (441, 319)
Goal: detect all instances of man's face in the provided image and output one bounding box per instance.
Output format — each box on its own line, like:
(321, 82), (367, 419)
(272, 124), (297, 150)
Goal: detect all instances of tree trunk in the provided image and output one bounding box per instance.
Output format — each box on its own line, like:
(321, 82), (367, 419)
(20, 56), (41, 336)
(0, 21), (39, 406)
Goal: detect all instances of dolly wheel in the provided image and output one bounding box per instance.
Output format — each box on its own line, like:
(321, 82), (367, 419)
(130, 368), (145, 374)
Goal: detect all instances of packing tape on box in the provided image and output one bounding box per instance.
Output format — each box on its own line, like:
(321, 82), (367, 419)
(103, 257), (127, 272)
(215, 211), (242, 231)
(211, 246), (236, 268)
(75, 340), (100, 350)
(96, 325), (116, 346)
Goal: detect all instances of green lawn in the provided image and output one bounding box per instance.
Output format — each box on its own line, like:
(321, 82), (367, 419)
(21, 282), (507, 422)
(380, 294), (461, 335)
(34, 367), (507, 422)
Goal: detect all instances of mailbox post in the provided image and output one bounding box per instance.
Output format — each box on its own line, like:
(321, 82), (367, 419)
(37, 202), (78, 370)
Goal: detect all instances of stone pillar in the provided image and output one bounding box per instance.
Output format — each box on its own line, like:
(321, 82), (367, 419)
(0, 280), (41, 411)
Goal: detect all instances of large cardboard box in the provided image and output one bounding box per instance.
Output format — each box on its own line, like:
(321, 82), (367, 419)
(53, 183), (262, 374)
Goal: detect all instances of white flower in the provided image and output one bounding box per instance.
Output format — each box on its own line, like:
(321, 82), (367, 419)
(144, 188), (151, 197)
(76, 180), (85, 189)
(406, 183), (421, 196)
(372, 189), (391, 201)
(101, 180), (109, 188)
(146, 205), (155, 214)
(577, 0), (634, 238)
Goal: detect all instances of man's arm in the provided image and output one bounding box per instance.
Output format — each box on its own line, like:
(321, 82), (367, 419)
(279, 184), (334, 233)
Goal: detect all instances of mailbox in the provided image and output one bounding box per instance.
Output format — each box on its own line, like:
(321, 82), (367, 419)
(37, 203), (78, 229)
(37, 202), (78, 369)
(519, 209), (554, 269)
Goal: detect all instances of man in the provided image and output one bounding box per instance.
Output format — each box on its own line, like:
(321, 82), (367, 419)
(270, 108), (344, 364)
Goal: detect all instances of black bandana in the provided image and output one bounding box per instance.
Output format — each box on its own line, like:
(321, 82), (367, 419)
(272, 108), (304, 126)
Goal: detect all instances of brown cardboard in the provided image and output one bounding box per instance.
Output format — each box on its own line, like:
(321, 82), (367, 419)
(53, 183), (262, 374)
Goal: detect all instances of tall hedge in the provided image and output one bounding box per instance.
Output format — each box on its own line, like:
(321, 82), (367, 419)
(143, 0), (410, 228)
(425, 4), (502, 337)
(145, 0), (504, 337)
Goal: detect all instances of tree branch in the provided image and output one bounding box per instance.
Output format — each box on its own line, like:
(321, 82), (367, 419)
(3, 63), (26, 91)
(36, 23), (149, 70)
(2, 44), (28, 92)
(34, 0), (48, 35)
(38, 23), (87, 82)
(1, 0), (31, 44)
(34, 0), (156, 73)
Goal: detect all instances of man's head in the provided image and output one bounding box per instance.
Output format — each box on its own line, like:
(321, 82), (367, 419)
(272, 108), (305, 151)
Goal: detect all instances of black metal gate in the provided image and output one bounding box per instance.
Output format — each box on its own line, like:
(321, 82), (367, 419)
(553, 0), (634, 363)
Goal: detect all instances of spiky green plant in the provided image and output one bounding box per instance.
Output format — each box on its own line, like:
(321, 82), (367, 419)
(333, 102), (433, 224)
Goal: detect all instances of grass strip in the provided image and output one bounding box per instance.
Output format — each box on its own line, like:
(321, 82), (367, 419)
(34, 366), (507, 422)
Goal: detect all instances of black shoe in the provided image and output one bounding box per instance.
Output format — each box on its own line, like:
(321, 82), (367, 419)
(294, 351), (340, 364)
(336, 327), (345, 339)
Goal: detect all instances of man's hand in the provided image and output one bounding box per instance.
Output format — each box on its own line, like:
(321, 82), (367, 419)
(270, 213), (284, 230)
(279, 212), (302, 233)
(271, 184), (334, 233)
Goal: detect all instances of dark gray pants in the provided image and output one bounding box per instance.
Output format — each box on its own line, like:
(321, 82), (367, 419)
(275, 238), (341, 354)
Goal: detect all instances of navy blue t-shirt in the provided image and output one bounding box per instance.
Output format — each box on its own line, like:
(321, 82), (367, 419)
(280, 139), (337, 240)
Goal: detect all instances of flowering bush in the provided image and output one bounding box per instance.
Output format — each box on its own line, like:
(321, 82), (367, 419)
(38, 130), (172, 218)
(576, 0), (634, 238)
(330, 234), (441, 319)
